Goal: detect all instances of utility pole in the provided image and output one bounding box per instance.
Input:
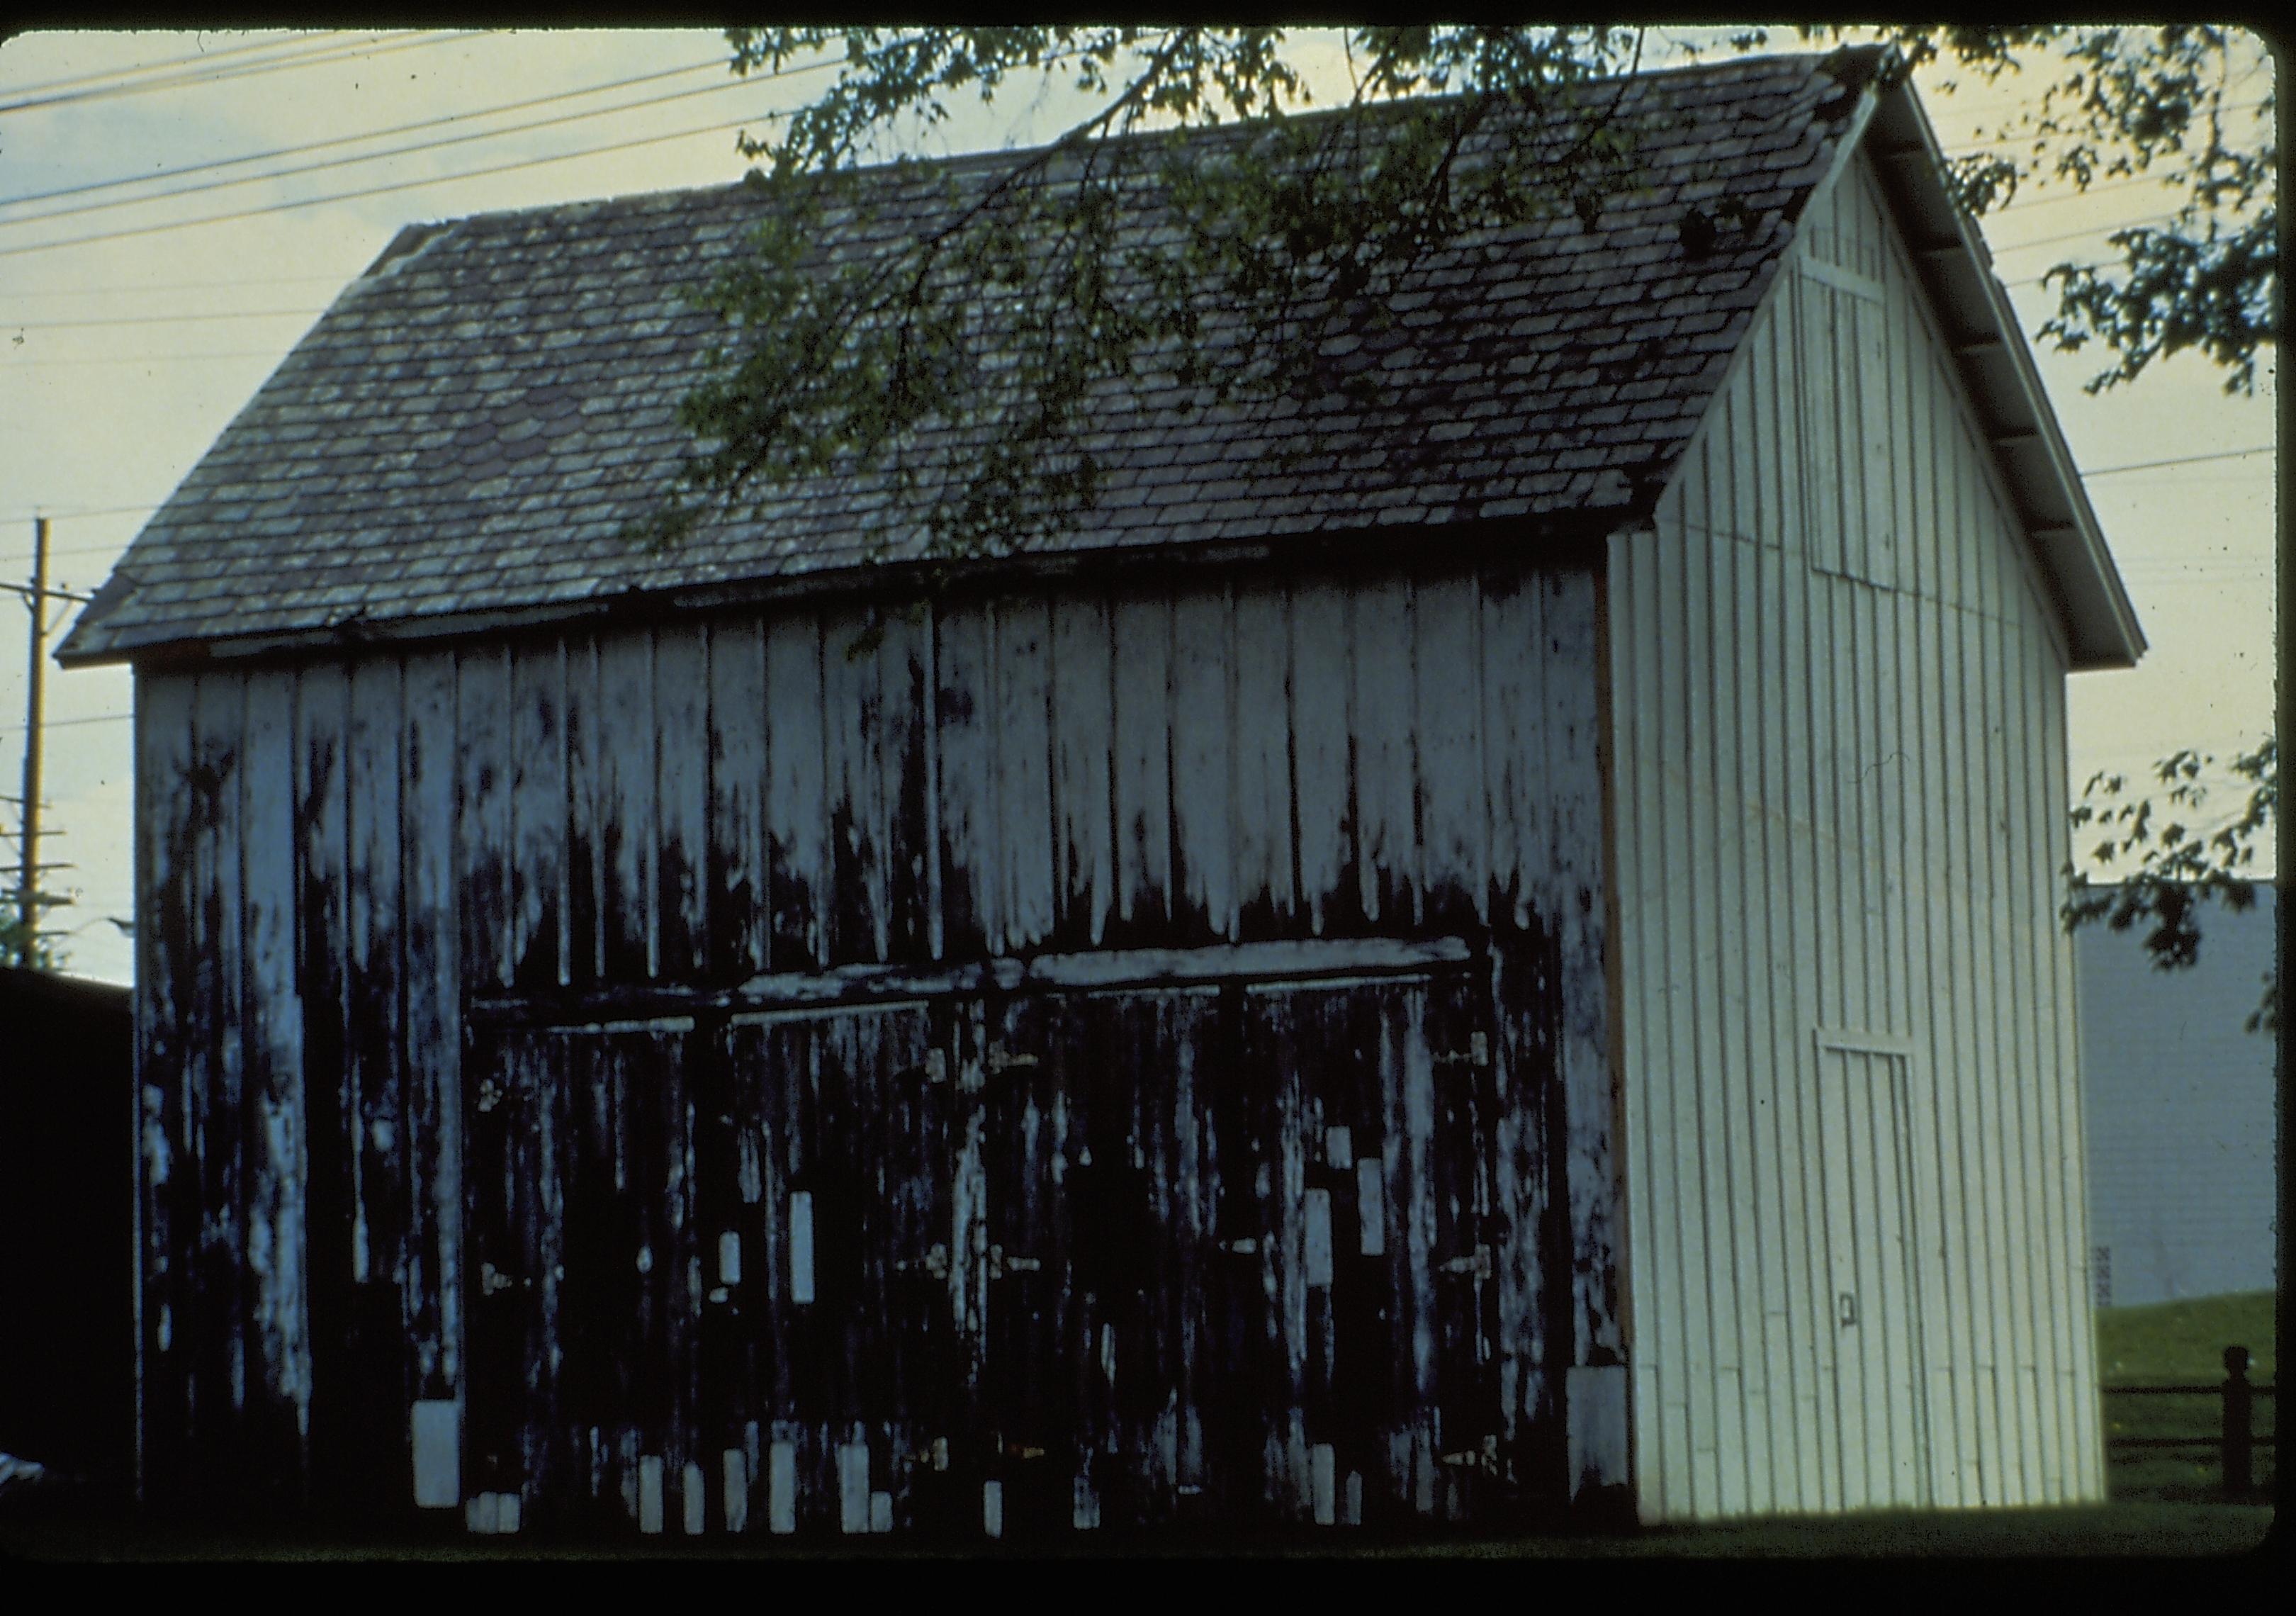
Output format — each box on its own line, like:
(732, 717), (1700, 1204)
(18, 514), (47, 939)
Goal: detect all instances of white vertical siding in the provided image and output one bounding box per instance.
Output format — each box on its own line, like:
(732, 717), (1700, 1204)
(1610, 150), (2104, 1519)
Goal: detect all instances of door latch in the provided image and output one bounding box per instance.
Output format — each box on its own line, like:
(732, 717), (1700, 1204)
(1433, 1033), (1491, 1069)
(1441, 1243), (1494, 1279)
(985, 1045), (1040, 1074)
(987, 1244), (1040, 1279)
(895, 1242), (951, 1279)
(1838, 1291), (1857, 1328)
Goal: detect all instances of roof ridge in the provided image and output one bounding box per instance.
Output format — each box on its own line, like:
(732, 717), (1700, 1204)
(404, 46), (1850, 236)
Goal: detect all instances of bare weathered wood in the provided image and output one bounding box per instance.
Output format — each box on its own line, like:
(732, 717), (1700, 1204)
(1108, 589), (1174, 942)
(133, 673), (196, 1503)
(400, 649), (461, 1401)
(1349, 580), (1417, 931)
(187, 673), (248, 1495)
(456, 646), (514, 991)
(1167, 583), (1234, 945)
(706, 618), (771, 980)
(1049, 590), (1116, 950)
(1412, 570), (1485, 933)
(931, 599), (998, 959)
(242, 666), (313, 1493)
(596, 632), (658, 980)
(509, 639), (567, 992)
(137, 549), (1627, 1532)
(292, 663), (364, 1506)
(993, 595), (1057, 954)
(1229, 582), (1294, 939)
(821, 605), (889, 967)
(1288, 578), (1353, 938)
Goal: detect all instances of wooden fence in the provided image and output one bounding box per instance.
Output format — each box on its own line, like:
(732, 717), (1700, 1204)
(2103, 1345), (2276, 1498)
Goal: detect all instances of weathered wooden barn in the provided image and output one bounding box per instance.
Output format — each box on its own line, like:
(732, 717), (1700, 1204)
(59, 49), (2145, 1532)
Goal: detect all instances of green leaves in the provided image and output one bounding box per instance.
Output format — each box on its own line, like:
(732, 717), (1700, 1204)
(659, 26), (2273, 563)
(1862, 24), (2275, 397)
(2062, 736), (2278, 1035)
(643, 27), (1662, 560)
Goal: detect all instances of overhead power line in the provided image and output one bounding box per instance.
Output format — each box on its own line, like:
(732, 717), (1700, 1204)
(2083, 445), (2273, 478)
(0, 30), (490, 116)
(9, 309), (325, 331)
(0, 58), (778, 232)
(0, 105), (785, 260)
(0, 29), (365, 99)
(0, 52), (736, 218)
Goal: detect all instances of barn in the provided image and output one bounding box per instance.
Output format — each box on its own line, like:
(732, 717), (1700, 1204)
(58, 47), (2144, 1533)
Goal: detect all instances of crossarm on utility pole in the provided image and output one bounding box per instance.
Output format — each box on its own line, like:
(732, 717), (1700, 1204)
(18, 515), (47, 940)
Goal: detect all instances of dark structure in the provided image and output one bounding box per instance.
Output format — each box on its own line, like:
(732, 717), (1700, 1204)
(59, 50), (2143, 1532)
(0, 965), (135, 1503)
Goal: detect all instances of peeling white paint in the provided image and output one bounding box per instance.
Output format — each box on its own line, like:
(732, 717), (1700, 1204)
(789, 1191), (814, 1305)
(412, 1399), (460, 1508)
(768, 1440), (797, 1534)
(838, 1441), (871, 1533)
(719, 1454), (745, 1541)
(683, 1460), (707, 1534)
(638, 1454), (665, 1534)
(1304, 1189), (1334, 1287)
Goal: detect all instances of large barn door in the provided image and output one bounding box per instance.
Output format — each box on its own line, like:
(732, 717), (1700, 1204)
(974, 986), (1222, 1536)
(463, 1019), (703, 1532)
(719, 1001), (957, 1537)
(1239, 971), (1503, 1526)
(967, 966), (1504, 1535)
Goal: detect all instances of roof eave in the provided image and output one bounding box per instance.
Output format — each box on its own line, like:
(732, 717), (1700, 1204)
(1858, 79), (2146, 673)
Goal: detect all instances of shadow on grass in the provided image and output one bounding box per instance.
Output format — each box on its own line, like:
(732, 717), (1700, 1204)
(0, 1500), (2274, 1561)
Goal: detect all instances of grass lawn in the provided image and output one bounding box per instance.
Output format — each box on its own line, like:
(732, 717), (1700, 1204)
(2096, 1289), (2278, 1501)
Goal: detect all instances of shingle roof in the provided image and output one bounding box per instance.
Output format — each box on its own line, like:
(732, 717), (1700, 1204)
(62, 50), (1877, 664)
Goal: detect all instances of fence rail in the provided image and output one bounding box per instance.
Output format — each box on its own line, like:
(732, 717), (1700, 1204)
(2102, 1345), (2275, 1498)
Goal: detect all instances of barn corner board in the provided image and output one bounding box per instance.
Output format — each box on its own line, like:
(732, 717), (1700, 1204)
(69, 47), (2139, 1534)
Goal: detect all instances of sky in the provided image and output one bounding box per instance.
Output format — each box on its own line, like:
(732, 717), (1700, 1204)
(0, 26), (2277, 988)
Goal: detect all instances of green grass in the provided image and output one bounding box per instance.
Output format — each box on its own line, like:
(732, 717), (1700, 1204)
(2097, 1291), (2278, 1382)
(2096, 1290), (2278, 1501)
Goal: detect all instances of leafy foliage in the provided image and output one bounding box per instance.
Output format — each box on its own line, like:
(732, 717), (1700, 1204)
(2064, 736), (2278, 1035)
(1850, 23), (2275, 394)
(641, 26), (2272, 559)
(645, 27), (1660, 556)
(0, 894), (67, 971)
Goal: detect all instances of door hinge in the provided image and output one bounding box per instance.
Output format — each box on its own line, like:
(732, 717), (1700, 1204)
(894, 1242), (951, 1279)
(1433, 1032), (1490, 1069)
(1441, 1242), (1493, 1279)
(987, 1244), (1040, 1279)
(1441, 1436), (1504, 1471)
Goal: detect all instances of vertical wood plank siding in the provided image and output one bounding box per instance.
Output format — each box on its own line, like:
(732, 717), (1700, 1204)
(1607, 150), (2103, 1520)
(132, 547), (1613, 1527)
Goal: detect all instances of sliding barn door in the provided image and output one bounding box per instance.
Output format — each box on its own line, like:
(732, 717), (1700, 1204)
(461, 953), (1531, 1535)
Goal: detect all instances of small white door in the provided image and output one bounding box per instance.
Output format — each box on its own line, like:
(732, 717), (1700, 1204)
(1809, 1035), (1932, 1510)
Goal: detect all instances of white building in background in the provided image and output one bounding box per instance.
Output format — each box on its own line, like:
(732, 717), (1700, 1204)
(2081, 883), (2279, 1307)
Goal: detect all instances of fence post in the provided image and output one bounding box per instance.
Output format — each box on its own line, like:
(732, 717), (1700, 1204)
(2222, 1345), (2253, 1499)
